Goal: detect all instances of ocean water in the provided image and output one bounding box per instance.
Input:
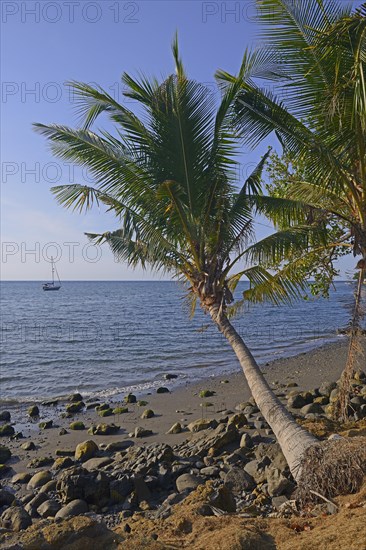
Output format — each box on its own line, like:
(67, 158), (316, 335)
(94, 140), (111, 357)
(0, 281), (360, 403)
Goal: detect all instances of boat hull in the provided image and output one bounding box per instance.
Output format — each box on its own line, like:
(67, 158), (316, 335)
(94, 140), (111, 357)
(43, 285), (61, 291)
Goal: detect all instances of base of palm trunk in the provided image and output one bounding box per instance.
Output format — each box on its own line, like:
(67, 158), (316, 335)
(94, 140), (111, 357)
(295, 437), (366, 506)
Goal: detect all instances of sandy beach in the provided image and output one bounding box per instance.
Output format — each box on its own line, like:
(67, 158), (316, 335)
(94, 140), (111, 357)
(2, 337), (356, 474)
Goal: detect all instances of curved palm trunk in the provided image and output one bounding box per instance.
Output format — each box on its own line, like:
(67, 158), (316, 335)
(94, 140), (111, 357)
(208, 304), (317, 481)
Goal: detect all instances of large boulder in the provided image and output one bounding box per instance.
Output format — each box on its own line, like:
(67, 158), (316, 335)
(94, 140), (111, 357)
(55, 499), (88, 519)
(176, 473), (204, 493)
(27, 470), (52, 490)
(287, 394), (306, 409)
(1, 506), (32, 531)
(75, 440), (98, 462)
(82, 457), (113, 471)
(300, 402), (324, 415)
(0, 488), (16, 506)
(37, 499), (61, 518)
(0, 445), (11, 463)
(267, 468), (294, 496)
(187, 418), (218, 433)
(110, 477), (133, 503)
(56, 466), (110, 507)
(0, 424), (15, 437)
(224, 467), (256, 494)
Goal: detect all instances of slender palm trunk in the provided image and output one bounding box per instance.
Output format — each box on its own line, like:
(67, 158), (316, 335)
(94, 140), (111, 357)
(335, 261), (366, 421)
(208, 304), (317, 481)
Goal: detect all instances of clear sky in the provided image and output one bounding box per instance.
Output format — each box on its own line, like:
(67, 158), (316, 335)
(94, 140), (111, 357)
(1, 0), (360, 280)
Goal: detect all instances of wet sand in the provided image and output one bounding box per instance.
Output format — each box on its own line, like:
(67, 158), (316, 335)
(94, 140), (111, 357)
(1, 337), (359, 476)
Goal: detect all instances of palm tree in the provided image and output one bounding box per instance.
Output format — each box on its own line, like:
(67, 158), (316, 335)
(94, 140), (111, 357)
(34, 39), (322, 481)
(217, 0), (366, 421)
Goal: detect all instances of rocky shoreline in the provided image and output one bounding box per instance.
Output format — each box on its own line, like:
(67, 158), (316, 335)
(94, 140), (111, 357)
(0, 340), (366, 548)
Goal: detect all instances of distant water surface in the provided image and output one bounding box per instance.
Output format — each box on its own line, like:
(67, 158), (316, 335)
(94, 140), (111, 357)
(0, 281), (361, 402)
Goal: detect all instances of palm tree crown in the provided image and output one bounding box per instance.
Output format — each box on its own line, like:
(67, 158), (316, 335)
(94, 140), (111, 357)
(34, 37), (319, 314)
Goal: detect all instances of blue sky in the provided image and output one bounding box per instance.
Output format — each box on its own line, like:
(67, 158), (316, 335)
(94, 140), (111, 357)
(1, 0), (359, 280)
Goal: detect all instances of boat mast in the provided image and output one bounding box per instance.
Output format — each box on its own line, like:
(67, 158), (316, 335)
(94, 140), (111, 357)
(51, 257), (55, 284)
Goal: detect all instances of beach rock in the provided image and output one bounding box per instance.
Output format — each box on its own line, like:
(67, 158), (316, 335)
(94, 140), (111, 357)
(75, 440), (98, 462)
(113, 406), (128, 414)
(38, 420), (53, 430)
(27, 471), (52, 489)
(0, 464), (10, 476)
(187, 418), (218, 433)
(227, 413), (248, 429)
(0, 488), (16, 506)
(176, 473), (204, 493)
(41, 399), (58, 407)
(350, 396), (364, 409)
(272, 495), (290, 510)
(157, 387), (170, 394)
(164, 374), (178, 380)
(319, 381), (337, 396)
(287, 394), (306, 409)
(141, 409), (154, 419)
(110, 477), (133, 503)
(330, 388), (340, 402)
(55, 499), (88, 519)
(39, 479), (57, 494)
(37, 499), (61, 518)
(239, 433), (253, 449)
(21, 441), (36, 451)
(69, 393), (83, 402)
(57, 467), (110, 507)
(66, 401), (85, 414)
(55, 449), (75, 462)
(53, 457), (74, 470)
(12, 472), (31, 484)
(254, 443), (288, 472)
(224, 467), (256, 494)
(133, 476), (151, 503)
(25, 493), (48, 516)
(200, 466), (219, 477)
(209, 485), (236, 513)
(177, 424), (239, 457)
(27, 456), (53, 468)
(267, 468), (293, 496)
(28, 405), (39, 417)
(82, 457), (113, 471)
(0, 424), (15, 437)
(98, 408), (114, 417)
(124, 393), (137, 403)
(102, 440), (134, 452)
(1, 506), (32, 531)
(134, 426), (153, 438)
(314, 395), (329, 405)
(0, 445), (11, 463)
(137, 400), (149, 407)
(300, 403), (324, 415)
(0, 411), (11, 422)
(88, 423), (119, 436)
(59, 428), (68, 435)
(167, 422), (182, 434)
(95, 403), (110, 412)
(199, 390), (215, 398)
(244, 460), (267, 484)
(69, 421), (86, 430)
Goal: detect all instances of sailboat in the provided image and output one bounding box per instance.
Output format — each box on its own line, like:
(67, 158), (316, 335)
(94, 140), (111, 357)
(42, 257), (61, 291)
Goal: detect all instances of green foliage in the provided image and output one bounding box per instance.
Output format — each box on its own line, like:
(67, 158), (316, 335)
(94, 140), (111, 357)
(35, 37), (330, 315)
(218, 0), (366, 293)
(265, 151), (350, 298)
